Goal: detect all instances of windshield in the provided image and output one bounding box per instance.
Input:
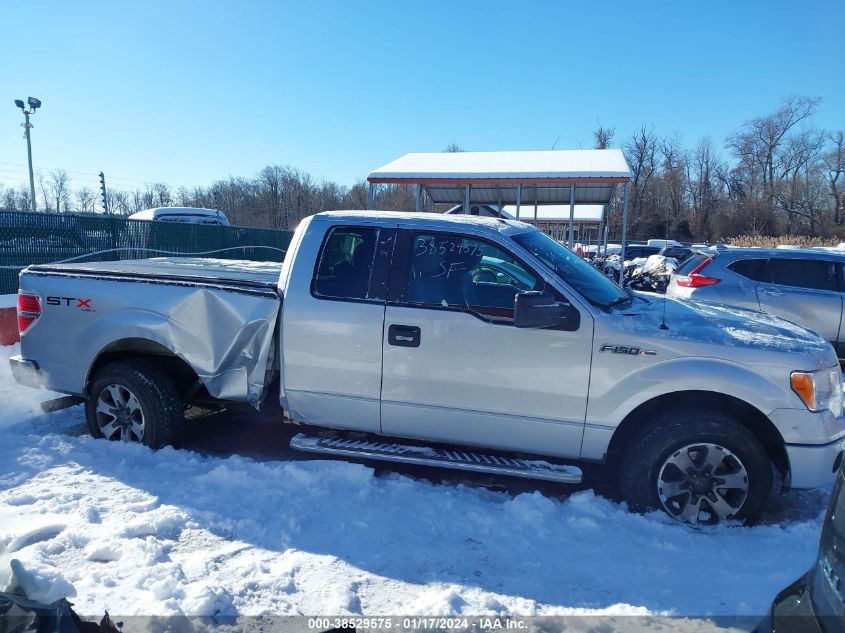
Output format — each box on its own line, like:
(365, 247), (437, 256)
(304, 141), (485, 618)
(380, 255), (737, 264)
(512, 229), (628, 307)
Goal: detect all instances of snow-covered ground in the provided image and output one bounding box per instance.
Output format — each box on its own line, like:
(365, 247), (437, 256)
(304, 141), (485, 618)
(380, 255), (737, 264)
(0, 343), (831, 623)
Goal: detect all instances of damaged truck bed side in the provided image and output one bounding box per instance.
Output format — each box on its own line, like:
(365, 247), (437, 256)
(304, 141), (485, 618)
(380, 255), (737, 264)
(13, 257), (282, 407)
(10, 211), (845, 526)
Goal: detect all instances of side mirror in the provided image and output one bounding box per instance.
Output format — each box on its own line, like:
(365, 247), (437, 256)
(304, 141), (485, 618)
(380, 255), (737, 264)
(514, 291), (578, 330)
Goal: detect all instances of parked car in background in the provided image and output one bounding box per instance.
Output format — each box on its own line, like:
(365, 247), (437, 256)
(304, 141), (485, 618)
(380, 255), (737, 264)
(757, 461), (845, 633)
(659, 245), (693, 262)
(647, 239), (683, 249)
(666, 246), (845, 358)
(128, 207), (230, 226)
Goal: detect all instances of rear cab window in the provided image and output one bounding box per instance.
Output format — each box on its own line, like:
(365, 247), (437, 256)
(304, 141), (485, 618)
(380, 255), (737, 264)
(312, 226), (388, 301)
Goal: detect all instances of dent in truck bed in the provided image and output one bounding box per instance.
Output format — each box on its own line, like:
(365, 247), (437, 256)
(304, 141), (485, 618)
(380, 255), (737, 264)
(20, 258), (282, 406)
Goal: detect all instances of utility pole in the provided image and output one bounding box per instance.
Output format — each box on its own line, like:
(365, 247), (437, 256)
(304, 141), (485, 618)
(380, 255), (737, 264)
(14, 97), (41, 213)
(99, 172), (110, 215)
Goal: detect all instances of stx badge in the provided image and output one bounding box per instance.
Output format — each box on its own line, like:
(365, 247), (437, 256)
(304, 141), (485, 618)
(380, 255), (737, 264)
(46, 296), (95, 312)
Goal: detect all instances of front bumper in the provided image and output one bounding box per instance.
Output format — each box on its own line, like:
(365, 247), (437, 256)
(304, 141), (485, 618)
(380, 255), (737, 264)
(785, 437), (845, 489)
(9, 355), (44, 389)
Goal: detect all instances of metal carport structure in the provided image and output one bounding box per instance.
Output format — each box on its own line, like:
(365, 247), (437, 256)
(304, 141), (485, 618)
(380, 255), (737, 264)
(367, 149), (633, 280)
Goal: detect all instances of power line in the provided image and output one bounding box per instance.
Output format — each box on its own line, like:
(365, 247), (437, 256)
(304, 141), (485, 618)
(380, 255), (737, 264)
(0, 160), (179, 188)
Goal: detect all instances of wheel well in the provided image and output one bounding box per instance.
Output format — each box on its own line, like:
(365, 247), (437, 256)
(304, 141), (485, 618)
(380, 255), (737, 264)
(87, 338), (202, 397)
(606, 391), (789, 477)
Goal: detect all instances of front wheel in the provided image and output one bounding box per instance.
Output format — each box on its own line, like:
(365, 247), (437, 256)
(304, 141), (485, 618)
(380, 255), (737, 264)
(620, 409), (774, 525)
(85, 359), (184, 449)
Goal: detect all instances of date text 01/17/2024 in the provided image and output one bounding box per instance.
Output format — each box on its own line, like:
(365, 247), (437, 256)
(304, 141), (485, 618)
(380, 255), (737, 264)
(306, 617), (529, 630)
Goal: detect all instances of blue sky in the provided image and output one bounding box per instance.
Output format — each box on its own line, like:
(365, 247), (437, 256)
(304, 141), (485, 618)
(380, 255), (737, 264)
(2, 0), (843, 193)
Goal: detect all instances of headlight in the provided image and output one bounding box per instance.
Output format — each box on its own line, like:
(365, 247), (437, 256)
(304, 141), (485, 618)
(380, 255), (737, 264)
(791, 368), (843, 416)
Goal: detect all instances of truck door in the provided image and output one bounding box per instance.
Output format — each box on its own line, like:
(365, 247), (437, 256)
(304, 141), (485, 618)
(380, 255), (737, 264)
(281, 224), (395, 432)
(380, 229), (593, 459)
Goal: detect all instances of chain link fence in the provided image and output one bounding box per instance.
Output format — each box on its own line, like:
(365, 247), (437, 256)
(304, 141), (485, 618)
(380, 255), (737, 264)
(0, 211), (294, 295)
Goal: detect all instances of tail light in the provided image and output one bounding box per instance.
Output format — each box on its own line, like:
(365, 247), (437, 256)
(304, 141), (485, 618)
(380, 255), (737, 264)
(17, 292), (41, 335)
(675, 257), (721, 288)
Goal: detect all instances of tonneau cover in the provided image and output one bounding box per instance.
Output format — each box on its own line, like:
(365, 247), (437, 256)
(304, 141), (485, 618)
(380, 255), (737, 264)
(28, 257), (283, 287)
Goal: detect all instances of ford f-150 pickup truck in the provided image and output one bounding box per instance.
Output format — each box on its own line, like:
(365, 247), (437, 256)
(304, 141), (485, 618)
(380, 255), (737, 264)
(10, 211), (845, 525)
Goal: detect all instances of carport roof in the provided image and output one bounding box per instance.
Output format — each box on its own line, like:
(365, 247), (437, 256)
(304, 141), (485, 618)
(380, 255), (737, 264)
(367, 149), (631, 205)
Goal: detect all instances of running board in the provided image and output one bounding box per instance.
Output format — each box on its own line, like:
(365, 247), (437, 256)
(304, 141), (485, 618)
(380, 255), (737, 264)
(289, 433), (582, 484)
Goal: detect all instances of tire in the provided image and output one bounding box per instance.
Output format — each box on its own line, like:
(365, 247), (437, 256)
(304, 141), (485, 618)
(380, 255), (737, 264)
(620, 408), (773, 525)
(85, 359), (184, 449)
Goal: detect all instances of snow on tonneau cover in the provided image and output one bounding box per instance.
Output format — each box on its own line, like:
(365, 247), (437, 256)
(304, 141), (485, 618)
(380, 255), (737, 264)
(22, 258), (283, 406)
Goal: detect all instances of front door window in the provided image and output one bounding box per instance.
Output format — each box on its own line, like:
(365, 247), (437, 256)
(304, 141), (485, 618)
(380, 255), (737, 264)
(404, 232), (542, 323)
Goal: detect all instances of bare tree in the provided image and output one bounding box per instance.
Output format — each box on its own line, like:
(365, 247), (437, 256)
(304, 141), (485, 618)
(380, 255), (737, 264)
(659, 134), (686, 220)
(16, 185), (32, 213)
(259, 165), (286, 229)
(443, 143), (464, 153)
(347, 181), (370, 209)
(108, 189), (131, 215)
(686, 137), (723, 240)
(773, 129), (825, 233)
(824, 131), (845, 225)
(622, 125), (659, 234)
(37, 172), (51, 212)
(75, 187), (96, 214)
(151, 183), (172, 207)
(0, 185), (13, 212)
(594, 124), (615, 149)
(49, 171), (71, 213)
(727, 96), (821, 207)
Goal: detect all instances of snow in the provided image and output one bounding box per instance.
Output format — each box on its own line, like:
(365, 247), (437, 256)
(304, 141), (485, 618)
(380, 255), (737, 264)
(0, 343), (831, 622)
(368, 150), (632, 180)
(3, 558), (77, 604)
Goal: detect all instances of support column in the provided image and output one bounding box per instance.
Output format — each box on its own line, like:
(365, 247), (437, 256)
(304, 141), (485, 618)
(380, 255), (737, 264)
(464, 185), (471, 214)
(367, 183), (376, 210)
(516, 184), (522, 219)
(619, 183), (629, 285)
(597, 203), (607, 256)
(415, 185), (422, 213)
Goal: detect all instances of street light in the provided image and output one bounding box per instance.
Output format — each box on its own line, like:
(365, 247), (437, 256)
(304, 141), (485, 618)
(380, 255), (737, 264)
(14, 96), (41, 213)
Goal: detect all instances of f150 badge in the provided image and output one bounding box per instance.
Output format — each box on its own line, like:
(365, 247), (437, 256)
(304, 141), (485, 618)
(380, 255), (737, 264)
(600, 344), (657, 356)
(46, 296), (95, 312)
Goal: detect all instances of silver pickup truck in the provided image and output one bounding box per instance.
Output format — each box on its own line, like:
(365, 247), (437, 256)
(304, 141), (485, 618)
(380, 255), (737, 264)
(10, 211), (845, 525)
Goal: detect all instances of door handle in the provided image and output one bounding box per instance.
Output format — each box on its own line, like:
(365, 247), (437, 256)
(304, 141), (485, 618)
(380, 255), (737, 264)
(388, 324), (421, 348)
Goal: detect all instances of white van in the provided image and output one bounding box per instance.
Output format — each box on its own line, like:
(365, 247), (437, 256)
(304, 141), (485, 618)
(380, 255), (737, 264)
(128, 207), (230, 226)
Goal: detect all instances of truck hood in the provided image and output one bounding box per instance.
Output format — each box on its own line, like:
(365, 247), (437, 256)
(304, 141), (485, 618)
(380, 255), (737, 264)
(615, 293), (838, 367)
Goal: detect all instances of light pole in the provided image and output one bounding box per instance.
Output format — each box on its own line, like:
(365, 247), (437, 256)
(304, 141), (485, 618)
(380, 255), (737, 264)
(14, 97), (41, 213)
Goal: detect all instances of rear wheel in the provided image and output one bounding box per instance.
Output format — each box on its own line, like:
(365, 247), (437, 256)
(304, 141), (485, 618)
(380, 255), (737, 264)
(85, 360), (184, 449)
(620, 409), (773, 525)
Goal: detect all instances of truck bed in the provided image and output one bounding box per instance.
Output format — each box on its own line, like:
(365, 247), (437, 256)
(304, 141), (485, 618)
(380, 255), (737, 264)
(19, 257), (283, 406)
(27, 257), (283, 297)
